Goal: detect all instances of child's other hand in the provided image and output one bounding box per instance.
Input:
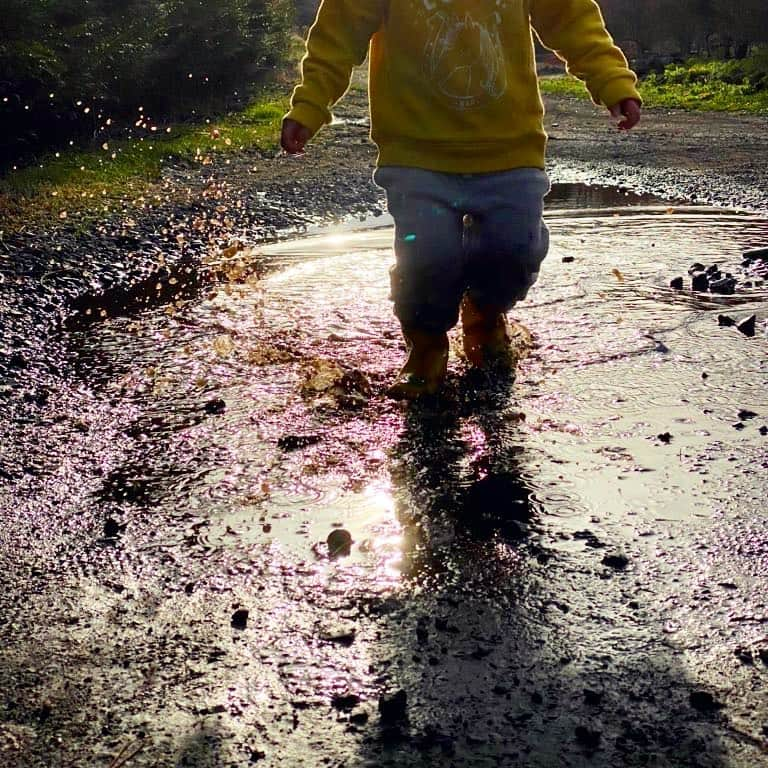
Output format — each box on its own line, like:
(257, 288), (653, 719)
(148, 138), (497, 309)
(281, 119), (311, 154)
(608, 99), (641, 131)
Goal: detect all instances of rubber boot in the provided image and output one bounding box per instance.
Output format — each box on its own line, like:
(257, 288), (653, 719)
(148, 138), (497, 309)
(387, 329), (449, 399)
(460, 295), (530, 370)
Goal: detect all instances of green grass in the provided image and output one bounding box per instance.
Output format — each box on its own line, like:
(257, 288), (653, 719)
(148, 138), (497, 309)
(539, 57), (768, 114)
(0, 95), (289, 230)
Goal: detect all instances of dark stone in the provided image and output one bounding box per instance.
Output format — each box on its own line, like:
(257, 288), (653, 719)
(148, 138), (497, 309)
(734, 647), (754, 665)
(602, 553), (630, 570)
(350, 707), (369, 725)
(758, 648), (768, 666)
(738, 410), (758, 420)
(327, 528), (352, 558)
(689, 690), (723, 713)
(657, 432), (673, 444)
(760, 426), (768, 436)
(575, 726), (602, 751)
(331, 693), (361, 711)
(231, 609), (249, 630)
(378, 690), (408, 723)
(691, 272), (709, 292)
(708, 277), (736, 295)
(736, 315), (756, 337)
(9, 352), (28, 369)
(277, 434), (321, 451)
(705, 264), (721, 276)
(718, 315), (736, 327)
(733, 422), (746, 431)
(584, 689), (604, 706)
(104, 518), (122, 538)
(573, 530), (605, 549)
(743, 246), (768, 261)
(669, 276), (684, 290)
(688, 262), (706, 274)
(204, 398), (226, 415)
(562, 256), (576, 263)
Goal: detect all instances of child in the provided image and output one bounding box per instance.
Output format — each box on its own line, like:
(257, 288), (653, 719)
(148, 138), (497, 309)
(281, 0), (641, 398)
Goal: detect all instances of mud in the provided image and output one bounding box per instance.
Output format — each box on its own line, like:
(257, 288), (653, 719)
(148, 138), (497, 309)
(2, 84), (768, 768)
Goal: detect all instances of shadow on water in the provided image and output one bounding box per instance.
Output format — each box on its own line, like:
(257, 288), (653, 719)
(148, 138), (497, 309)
(356, 377), (734, 767)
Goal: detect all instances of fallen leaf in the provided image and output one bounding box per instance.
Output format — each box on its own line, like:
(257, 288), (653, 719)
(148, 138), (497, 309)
(612, 268), (625, 282)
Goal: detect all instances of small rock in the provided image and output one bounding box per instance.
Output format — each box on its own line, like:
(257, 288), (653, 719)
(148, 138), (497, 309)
(575, 726), (601, 751)
(204, 398), (226, 415)
(327, 528), (352, 558)
(758, 648), (768, 666)
(584, 689), (604, 706)
(738, 409), (758, 420)
(691, 272), (709, 292)
(733, 422), (746, 431)
(657, 432), (673, 444)
(602, 553), (629, 570)
(349, 707), (370, 725)
(331, 693), (361, 711)
(378, 690), (408, 723)
(689, 690), (723, 713)
(759, 426), (768, 436)
(734, 646), (754, 665)
(718, 314), (736, 327)
(104, 518), (122, 538)
(743, 246), (768, 262)
(688, 262), (706, 274)
(319, 621), (356, 645)
(562, 256), (575, 263)
(231, 609), (249, 630)
(705, 264), (721, 276)
(736, 315), (756, 337)
(708, 277), (736, 295)
(277, 434), (321, 451)
(669, 276), (684, 290)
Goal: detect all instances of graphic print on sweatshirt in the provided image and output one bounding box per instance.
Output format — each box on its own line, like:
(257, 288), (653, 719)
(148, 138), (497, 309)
(414, 0), (513, 111)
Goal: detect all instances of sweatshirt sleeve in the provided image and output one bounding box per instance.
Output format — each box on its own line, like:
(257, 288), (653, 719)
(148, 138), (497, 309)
(285, 0), (386, 136)
(530, 0), (641, 108)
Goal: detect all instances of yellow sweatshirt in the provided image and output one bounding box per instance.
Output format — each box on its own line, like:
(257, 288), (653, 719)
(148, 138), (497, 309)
(286, 0), (640, 173)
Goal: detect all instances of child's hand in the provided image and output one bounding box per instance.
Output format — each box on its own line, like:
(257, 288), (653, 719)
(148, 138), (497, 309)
(608, 98), (641, 131)
(281, 118), (312, 154)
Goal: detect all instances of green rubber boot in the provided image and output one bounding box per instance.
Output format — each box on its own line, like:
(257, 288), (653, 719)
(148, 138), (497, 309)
(387, 329), (449, 400)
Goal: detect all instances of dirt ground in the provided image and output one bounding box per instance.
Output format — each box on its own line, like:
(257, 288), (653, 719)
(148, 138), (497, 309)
(1, 82), (768, 768)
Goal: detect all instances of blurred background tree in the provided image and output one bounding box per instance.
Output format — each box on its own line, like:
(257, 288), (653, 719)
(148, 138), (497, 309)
(0, 0), (292, 167)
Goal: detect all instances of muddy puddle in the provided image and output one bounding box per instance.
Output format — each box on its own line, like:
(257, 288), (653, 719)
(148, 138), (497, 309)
(2, 184), (768, 767)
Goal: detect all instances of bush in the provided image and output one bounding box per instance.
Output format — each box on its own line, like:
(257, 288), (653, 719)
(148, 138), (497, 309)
(648, 51), (768, 93)
(0, 0), (293, 169)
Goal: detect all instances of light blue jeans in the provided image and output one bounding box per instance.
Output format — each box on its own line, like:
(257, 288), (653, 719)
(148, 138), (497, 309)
(374, 166), (550, 333)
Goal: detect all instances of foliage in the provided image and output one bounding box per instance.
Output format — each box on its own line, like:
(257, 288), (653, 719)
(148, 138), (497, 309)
(0, 0), (293, 168)
(539, 52), (768, 114)
(0, 94), (288, 232)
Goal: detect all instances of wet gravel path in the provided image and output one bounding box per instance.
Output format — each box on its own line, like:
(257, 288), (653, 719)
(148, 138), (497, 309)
(2, 87), (768, 768)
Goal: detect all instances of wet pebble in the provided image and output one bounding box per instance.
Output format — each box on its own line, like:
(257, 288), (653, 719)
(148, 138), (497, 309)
(327, 528), (352, 558)
(584, 689), (604, 706)
(318, 621), (356, 645)
(575, 725), (601, 751)
(331, 693), (360, 711)
(277, 434), (321, 452)
(669, 276), (683, 290)
(602, 553), (629, 570)
(738, 409), (758, 421)
(657, 432), (673, 444)
(709, 276), (736, 295)
(736, 315), (756, 337)
(231, 609), (249, 630)
(689, 690), (723, 713)
(378, 689), (408, 723)
(562, 256), (575, 263)
(718, 315), (736, 328)
(691, 272), (709, 292)
(204, 397), (226, 415)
